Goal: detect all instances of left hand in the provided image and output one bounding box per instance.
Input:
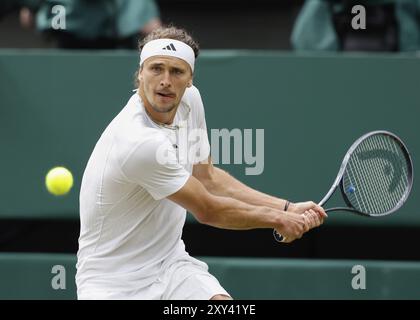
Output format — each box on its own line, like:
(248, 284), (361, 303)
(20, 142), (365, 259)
(288, 201), (328, 231)
(302, 209), (323, 231)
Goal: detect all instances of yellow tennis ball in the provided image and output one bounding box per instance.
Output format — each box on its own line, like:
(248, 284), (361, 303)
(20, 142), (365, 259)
(45, 167), (74, 196)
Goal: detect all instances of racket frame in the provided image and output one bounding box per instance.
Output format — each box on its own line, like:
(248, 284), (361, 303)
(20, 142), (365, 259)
(319, 130), (413, 217)
(273, 130), (414, 242)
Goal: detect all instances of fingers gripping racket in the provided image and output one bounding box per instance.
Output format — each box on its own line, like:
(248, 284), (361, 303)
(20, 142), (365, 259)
(274, 130), (414, 242)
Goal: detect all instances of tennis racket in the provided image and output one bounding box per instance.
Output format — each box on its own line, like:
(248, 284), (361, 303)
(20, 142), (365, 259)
(274, 130), (414, 242)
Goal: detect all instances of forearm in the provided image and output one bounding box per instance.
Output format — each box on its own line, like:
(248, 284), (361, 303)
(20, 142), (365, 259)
(169, 175), (310, 241)
(169, 175), (285, 231)
(204, 194), (283, 230)
(207, 167), (289, 210)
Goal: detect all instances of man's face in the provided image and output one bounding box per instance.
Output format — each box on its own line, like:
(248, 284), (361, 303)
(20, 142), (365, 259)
(138, 56), (193, 114)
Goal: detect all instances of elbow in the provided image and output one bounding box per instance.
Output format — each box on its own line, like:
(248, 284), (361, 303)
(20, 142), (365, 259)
(193, 206), (213, 225)
(193, 199), (220, 226)
(195, 213), (210, 225)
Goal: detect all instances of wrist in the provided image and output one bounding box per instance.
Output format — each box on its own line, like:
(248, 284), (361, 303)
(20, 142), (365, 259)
(284, 201), (295, 212)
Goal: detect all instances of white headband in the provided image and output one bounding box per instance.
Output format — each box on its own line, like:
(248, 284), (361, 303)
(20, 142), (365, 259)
(140, 39), (195, 72)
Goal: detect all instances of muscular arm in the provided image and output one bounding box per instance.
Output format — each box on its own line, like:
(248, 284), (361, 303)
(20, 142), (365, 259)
(188, 157), (327, 240)
(168, 175), (307, 241)
(193, 158), (288, 210)
(168, 158), (326, 242)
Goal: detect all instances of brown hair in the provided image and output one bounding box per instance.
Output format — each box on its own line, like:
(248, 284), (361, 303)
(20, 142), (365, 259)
(134, 25), (200, 87)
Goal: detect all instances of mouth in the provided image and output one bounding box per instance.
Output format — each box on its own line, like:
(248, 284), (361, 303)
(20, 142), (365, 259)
(156, 92), (176, 99)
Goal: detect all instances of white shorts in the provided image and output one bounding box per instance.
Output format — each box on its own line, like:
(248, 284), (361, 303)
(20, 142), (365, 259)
(78, 256), (230, 300)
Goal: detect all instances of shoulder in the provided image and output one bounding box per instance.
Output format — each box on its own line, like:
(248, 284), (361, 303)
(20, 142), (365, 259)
(114, 94), (162, 144)
(182, 85), (203, 108)
(181, 85), (206, 122)
(113, 98), (169, 163)
(118, 133), (175, 175)
(116, 126), (168, 160)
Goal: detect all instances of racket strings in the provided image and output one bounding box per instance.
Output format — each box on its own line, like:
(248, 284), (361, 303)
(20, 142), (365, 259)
(347, 138), (383, 212)
(343, 134), (410, 215)
(360, 135), (406, 213)
(378, 136), (409, 207)
(346, 158), (369, 212)
(361, 138), (393, 211)
(371, 137), (399, 211)
(350, 144), (383, 212)
(357, 135), (407, 213)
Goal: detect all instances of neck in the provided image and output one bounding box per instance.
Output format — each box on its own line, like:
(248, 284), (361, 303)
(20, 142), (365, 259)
(138, 89), (177, 125)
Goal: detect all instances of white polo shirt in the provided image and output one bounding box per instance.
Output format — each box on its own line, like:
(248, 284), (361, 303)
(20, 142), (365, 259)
(76, 86), (210, 295)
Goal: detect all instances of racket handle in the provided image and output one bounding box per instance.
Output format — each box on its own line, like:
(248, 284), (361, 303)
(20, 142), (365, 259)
(273, 230), (284, 242)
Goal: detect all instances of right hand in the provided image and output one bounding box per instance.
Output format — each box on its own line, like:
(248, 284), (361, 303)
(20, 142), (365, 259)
(275, 201), (327, 243)
(289, 201), (327, 217)
(274, 211), (307, 243)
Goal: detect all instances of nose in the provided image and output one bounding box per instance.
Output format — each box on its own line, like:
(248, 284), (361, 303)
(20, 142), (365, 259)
(159, 71), (172, 88)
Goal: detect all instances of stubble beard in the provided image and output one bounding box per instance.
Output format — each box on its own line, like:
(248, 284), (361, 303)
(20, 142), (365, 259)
(150, 102), (177, 114)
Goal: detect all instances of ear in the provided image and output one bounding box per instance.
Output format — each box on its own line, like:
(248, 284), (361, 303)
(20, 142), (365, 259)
(187, 76), (193, 88)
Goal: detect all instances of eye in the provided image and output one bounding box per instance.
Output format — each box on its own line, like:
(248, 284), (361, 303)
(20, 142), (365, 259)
(151, 66), (162, 72)
(172, 69), (184, 75)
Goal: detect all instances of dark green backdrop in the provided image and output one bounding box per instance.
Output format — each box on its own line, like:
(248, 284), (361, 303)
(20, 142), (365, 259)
(0, 50), (418, 227)
(1, 253), (419, 299)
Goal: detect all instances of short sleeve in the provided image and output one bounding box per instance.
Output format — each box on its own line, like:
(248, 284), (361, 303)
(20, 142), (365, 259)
(119, 135), (190, 200)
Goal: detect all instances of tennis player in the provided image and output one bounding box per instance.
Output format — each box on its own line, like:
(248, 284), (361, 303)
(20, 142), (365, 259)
(76, 26), (327, 300)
